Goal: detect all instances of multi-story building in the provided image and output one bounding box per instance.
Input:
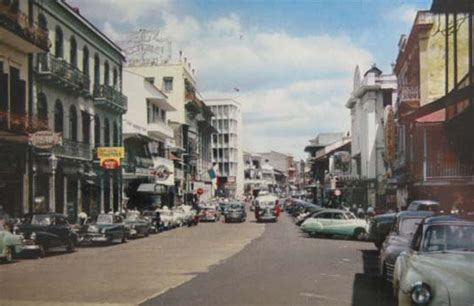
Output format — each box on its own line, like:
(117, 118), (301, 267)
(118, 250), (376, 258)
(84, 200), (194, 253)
(259, 151), (297, 192)
(243, 151), (263, 196)
(206, 99), (244, 198)
(0, 0), (49, 217)
(392, 5), (474, 212)
(30, 1), (126, 219)
(122, 70), (176, 209)
(123, 53), (215, 204)
(346, 65), (397, 209)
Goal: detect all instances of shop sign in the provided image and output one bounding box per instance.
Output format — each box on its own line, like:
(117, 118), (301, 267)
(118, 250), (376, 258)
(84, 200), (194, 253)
(97, 147), (125, 170)
(152, 156), (175, 186)
(154, 165), (171, 181)
(29, 131), (62, 149)
(197, 187), (204, 195)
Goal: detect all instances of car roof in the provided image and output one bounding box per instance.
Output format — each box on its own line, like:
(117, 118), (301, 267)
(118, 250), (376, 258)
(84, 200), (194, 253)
(421, 215), (474, 226)
(317, 209), (351, 213)
(396, 211), (435, 219)
(410, 200), (440, 205)
(373, 213), (396, 220)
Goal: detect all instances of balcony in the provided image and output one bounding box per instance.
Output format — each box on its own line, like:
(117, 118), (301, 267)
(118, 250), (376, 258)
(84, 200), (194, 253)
(0, 2), (49, 52)
(54, 139), (93, 161)
(36, 54), (90, 96)
(426, 161), (474, 180)
(0, 111), (49, 134)
(147, 120), (174, 140)
(93, 84), (128, 114)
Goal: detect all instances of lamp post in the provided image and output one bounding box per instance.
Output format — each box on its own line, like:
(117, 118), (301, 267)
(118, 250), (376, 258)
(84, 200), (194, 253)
(48, 153), (58, 212)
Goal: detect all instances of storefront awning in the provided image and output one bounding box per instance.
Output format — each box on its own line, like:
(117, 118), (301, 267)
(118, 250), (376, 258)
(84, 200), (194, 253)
(137, 183), (167, 194)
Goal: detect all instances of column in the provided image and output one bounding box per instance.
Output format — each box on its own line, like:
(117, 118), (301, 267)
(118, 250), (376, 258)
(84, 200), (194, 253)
(100, 178), (105, 213)
(63, 176), (68, 216)
(77, 178), (82, 215)
(49, 171), (56, 212)
(109, 176), (113, 212)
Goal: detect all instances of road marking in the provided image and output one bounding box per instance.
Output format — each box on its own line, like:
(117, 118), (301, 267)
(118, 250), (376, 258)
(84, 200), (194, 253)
(320, 273), (342, 278)
(300, 292), (350, 304)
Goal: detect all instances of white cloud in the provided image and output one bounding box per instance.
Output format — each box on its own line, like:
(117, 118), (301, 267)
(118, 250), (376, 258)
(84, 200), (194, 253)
(388, 5), (419, 25)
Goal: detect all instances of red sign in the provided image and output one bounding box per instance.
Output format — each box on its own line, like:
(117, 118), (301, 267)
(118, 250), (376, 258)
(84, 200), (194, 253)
(196, 188), (204, 195)
(101, 159), (120, 170)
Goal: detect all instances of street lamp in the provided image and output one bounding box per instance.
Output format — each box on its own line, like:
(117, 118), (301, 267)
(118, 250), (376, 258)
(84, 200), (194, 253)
(48, 153), (58, 213)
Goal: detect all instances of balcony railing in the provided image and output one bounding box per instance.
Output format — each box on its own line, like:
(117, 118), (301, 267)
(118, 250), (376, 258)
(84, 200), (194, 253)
(0, 2), (49, 51)
(36, 54), (90, 95)
(399, 85), (420, 103)
(426, 161), (474, 179)
(93, 84), (128, 113)
(0, 111), (49, 133)
(54, 139), (93, 161)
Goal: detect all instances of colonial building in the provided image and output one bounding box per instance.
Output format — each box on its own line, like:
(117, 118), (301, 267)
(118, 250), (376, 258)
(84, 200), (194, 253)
(0, 0), (49, 217)
(122, 70), (176, 209)
(206, 99), (244, 198)
(393, 5), (474, 211)
(31, 1), (126, 219)
(243, 151), (263, 196)
(346, 65), (397, 209)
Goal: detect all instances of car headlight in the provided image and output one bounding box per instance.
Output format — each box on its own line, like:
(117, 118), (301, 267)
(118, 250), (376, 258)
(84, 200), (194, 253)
(30, 232), (37, 241)
(88, 226), (99, 233)
(411, 282), (432, 305)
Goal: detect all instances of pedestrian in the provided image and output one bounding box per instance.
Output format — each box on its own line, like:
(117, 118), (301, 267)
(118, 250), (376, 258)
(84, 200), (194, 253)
(78, 211), (88, 225)
(357, 205), (365, 218)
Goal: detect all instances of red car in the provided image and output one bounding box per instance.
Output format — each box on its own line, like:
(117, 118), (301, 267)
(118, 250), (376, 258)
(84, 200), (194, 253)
(198, 207), (220, 222)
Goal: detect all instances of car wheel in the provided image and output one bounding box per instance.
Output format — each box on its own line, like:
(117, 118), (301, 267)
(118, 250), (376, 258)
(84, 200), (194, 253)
(66, 240), (75, 253)
(38, 244), (47, 258)
(121, 233), (127, 243)
(4, 246), (14, 263)
(353, 228), (366, 241)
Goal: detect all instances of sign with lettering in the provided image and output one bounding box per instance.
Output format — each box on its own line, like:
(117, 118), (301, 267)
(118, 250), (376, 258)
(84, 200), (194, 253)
(29, 131), (62, 149)
(97, 147), (125, 169)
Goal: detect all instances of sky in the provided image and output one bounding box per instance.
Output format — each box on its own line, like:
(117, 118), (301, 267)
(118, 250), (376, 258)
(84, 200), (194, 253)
(67, 0), (432, 159)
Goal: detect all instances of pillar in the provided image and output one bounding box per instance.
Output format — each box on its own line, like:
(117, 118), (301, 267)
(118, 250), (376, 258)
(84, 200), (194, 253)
(77, 178), (82, 215)
(63, 176), (68, 216)
(100, 178), (105, 213)
(109, 176), (113, 212)
(49, 170), (56, 212)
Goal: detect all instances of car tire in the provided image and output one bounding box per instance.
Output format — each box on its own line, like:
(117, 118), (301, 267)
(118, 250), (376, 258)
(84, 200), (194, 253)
(353, 228), (366, 241)
(144, 231), (149, 237)
(66, 240), (75, 253)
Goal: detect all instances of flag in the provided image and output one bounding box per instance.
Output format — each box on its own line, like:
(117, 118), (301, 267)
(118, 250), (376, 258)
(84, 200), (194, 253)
(208, 164), (219, 189)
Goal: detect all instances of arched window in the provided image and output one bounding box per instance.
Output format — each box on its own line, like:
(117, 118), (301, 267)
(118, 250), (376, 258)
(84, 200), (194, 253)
(104, 118), (110, 146)
(70, 36), (77, 67)
(38, 13), (47, 30)
(104, 61), (110, 86)
(113, 68), (118, 88)
(69, 105), (78, 141)
(82, 46), (89, 76)
(94, 115), (101, 146)
(55, 26), (63, 58)
(94, 53), (100, 87)
(54, 100), (63, 133)
(113, 121), (119, 146)
(37, 93), (48, 127)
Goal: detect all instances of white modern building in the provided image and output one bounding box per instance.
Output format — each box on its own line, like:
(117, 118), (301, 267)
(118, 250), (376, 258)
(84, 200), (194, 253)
(206, 99), (244, 198)
(346, 64), (397, 208)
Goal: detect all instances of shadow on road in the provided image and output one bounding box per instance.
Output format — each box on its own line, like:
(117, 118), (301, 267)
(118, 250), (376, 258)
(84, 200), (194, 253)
(351, 249), (396, 306)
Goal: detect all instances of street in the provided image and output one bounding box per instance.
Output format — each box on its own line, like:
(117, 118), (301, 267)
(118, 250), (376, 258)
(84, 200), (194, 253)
(0, 211), (393, 306)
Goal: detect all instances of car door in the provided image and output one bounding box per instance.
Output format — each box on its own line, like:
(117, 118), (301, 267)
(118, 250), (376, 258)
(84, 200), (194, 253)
(47, 216), (66, 247)
(55, 216), (71, 246)
(329, 212), (347, 235)
(312, 212), (333, 233)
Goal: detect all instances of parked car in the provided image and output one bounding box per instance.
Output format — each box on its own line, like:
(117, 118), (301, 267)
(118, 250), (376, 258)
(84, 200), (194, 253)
(295, 204), (324, 226)
(124, 211), (151, 238)
(407, 200), (440, 212)
(368, 213), (397, 249)
(142, 210), (161, 233)
(156, 207), (178, 230)
(0, 213), (25, 263)
(300, 209), (368, 240)
(224, 202), (246, 223)
(255, 194), (279, 222)
(393, 215), (474, 306)
(76, 214), (128, 245)
(219, 202), (229, 214)
(17, 213), (77, 257)
(198, 207), (220, 222)
(378, 211), (434, 286)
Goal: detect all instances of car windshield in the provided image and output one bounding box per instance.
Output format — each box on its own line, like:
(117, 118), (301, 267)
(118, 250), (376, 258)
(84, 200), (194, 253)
(230, 204), (241, 209)
(344, 212), (356, 219)
(31, 215), (52, 226)
(399, 218), (422, 236)
(97, 214), (113, 224)
(125, 213), (140, 221)
(423, 224), (474, 252)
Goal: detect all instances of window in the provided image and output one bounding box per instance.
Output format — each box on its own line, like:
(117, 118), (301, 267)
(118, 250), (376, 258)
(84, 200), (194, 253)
(70, 36), (77, 67)
(38, 13), (47, 30)
(160, 109), (166, 121)
(69, 105), (78, 141)
(94, 115), (101, 146)
(316, 212), (333, 219)
(104, 61), (110, 86)
(104, 118), (110, 146)
(94, 53), (100, 87)
(82, 46), (89, 75)
(163, 77), (173, 92)
(55, 26), (63, 58)
(113, 68), (118, 88)
(37, 93), (48, 122)
(54, 100), (63, 133)
(82, 111), (90, 144)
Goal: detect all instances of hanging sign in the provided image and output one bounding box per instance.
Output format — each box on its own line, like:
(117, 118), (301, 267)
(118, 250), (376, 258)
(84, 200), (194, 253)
(29, 131), (63, 149)
(97, 147), (125, 169)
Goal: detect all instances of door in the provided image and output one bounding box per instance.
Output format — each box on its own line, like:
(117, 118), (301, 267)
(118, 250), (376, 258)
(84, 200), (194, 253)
(312, 212), (333, 233)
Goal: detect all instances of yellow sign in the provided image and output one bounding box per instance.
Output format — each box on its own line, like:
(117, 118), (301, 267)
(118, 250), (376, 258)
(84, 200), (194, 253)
(97, 147), (125, 159)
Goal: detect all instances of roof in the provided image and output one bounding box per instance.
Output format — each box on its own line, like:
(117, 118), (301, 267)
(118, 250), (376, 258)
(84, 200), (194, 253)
(363, 64), (382, 77)
(396, 211), (435, 219)
(422, 215), (473, 226)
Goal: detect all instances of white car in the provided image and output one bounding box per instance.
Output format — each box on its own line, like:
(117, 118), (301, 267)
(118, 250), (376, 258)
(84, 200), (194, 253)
(156, 207), (178, 229)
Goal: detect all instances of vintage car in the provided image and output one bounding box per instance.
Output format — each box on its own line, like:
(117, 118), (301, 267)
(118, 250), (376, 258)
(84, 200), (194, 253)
(393, 215), (474, 306)
(17, 213), (77, 257)
(156, 207), (178, 230)
(124, 211), (151, 238)
(379, 211), (434, 285)
(407, 200), (440, 212)
(0, 213), (25, 263)
(76, 214), (128, 244)
(368, 213), (397, 249)
(173, 205), (198, 226)
(300, 209), (368, 240)
(295, 204), (324, 226)
(255, 194), (279, 222)
(198, 207), (220, 222)
(224, 202), (246, 223)
(142, 210), (161, 233)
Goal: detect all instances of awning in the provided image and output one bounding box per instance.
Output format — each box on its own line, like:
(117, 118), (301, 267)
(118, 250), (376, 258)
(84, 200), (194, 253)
(137, 183), (167, 194)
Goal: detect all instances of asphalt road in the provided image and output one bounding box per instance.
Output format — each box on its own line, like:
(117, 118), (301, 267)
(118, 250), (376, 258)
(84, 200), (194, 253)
(144, 212), (395, 306)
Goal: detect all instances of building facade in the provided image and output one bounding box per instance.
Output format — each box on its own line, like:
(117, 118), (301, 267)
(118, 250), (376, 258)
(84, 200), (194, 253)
(206, 99), (244, 198)
(0, 0), (49, 217)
